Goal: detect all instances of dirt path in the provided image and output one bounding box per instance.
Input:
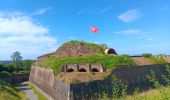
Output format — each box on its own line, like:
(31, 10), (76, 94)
(20, 83), (37, 100)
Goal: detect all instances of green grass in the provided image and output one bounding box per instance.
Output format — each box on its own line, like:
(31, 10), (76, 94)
(122, 86), (170, 100)
(36, 54), (134, 75)
(0, 80), (28, 100)
(28, 84), (47, 100)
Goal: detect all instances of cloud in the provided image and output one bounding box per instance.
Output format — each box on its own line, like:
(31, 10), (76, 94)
(144, 36), (153, 41)
(100, 5), (112, 14)
(118, 9), (140, 23)
(77, 7), (93, 15)
(0, 11), (57, 60)
(114, 29), (142, 35)
(32, 7), (52, 15)
(68, 36), (76, 40)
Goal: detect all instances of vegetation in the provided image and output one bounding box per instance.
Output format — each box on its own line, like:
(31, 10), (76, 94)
(11, 51), (23, 71)
(0, 71), (12, 78)
(142, 53), (153, 58)
(0, 51), (33, 79)
(61, 40), (108, 54)
(99, 65), (170, 100)
(0, 80), (27, 100)
(28, 84), (47, 100)
(142, 53), (168, 64)
(36, 54), (134, 75)
(151, 56), (167, 64)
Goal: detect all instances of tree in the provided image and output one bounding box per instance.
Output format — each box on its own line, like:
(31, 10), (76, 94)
(22, 60), (33, 70)
(11, 51), (23, 71)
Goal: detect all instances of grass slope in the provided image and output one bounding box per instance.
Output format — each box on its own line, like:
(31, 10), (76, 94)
(0, 80), (27, 100)
(61, 40), (107, 54)
(123, 86), (170, 100)
(36, 54), (134, 75)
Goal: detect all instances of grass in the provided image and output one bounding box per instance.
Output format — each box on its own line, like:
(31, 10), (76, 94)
(0, 80), (28, 100)
(122, 86), (170, 100)
(62, 40), (107, 54)
(27, 83), (47, 100)
(36, 54), (134, 75)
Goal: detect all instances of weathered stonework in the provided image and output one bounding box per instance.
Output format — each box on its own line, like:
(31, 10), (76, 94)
(61, 64), (105, 72)
(29, 64), (169, 100)
(37, 41), (117, 60)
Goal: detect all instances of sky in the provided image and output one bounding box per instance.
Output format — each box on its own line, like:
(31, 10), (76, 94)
(0, 0), (170, 60)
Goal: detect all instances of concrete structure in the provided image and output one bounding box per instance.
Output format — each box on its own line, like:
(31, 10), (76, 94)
(29, 64), (169, 100)
(61, 64), (105, 72)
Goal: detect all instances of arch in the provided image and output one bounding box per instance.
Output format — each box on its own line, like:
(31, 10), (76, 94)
(67, 68), (74, 72)
(91, 68), (99, 72)
(105, 48), (117, 55)
(79, 68), (87, 72)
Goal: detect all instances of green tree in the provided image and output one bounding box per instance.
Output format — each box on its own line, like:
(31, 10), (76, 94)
(22, 60), (33, 70)
(11, 51), (23, 71)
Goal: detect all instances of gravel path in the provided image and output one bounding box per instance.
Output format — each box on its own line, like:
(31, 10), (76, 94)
(20, 83), (38, 100)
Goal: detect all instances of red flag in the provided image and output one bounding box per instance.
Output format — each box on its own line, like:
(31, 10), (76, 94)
(90, 26), (99, 33)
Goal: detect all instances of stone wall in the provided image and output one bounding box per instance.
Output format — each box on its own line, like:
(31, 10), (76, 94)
(29, 66), (70, 100)
(29, 64), (169, 100)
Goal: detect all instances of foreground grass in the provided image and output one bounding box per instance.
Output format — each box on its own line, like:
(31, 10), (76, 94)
(36, 54), (134, 75)
(121, 86), (170, 100)
(0, 80), (28, 100)
(27, 83), (47, 100)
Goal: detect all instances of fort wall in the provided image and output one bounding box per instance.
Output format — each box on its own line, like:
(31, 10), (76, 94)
(29, 64), (168, 100)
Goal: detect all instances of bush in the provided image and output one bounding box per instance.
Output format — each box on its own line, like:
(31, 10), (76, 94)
(0, 71), (12, 78)
(146, 70), (161, 88)
(151, 56), (167, 64)
(142, 53), (153, 58)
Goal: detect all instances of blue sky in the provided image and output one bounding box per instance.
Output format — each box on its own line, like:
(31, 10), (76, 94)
(0, 0), (170, 60)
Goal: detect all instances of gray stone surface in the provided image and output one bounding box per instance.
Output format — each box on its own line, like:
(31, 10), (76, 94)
(20, 83), (37, 100)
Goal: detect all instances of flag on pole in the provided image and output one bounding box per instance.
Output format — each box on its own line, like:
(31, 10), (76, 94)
(90, 26), (99, 33)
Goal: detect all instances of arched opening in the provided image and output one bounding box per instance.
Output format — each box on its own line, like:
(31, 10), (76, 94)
(79, 68), (87, 72)
(91, 68), (99, 72)
(106, 48), (117, 55)
(67, 68), (74, 72)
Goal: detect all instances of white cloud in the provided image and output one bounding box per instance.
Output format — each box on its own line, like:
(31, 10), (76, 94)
(77, 7), (95, 15)
(144, 36), (153, 41)
(100, 5), (112, 14)
(32, 7), (52, 15)
(118, 9), (140, 23)
(114, 29), (142, 35)
(0, 11), (57, 60)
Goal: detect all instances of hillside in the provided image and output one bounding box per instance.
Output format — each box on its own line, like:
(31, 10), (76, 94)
(0, 80), (26, 100)
(38, 40), (109, 60)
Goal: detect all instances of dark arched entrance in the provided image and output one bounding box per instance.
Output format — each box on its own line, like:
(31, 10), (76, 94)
(91, 68), (99, 72)
(67, 68), (74, 72)
(79, 68), (87, 72)
(107, 48), (117, 55)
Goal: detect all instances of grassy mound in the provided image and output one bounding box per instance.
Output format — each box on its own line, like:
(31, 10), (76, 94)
(57, 40), (108, 55)
(36, 54), (134, 75)
(0, 80), (26, 100)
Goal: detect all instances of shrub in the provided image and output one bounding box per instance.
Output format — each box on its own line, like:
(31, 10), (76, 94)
(0, 71), (12, 78)
(142, 53), (153, 58)
(151, 56), (167, 64)
(146, 70), (161, 88)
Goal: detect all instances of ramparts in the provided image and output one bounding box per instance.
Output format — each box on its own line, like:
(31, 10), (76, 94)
(29, 64), (168, 100)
